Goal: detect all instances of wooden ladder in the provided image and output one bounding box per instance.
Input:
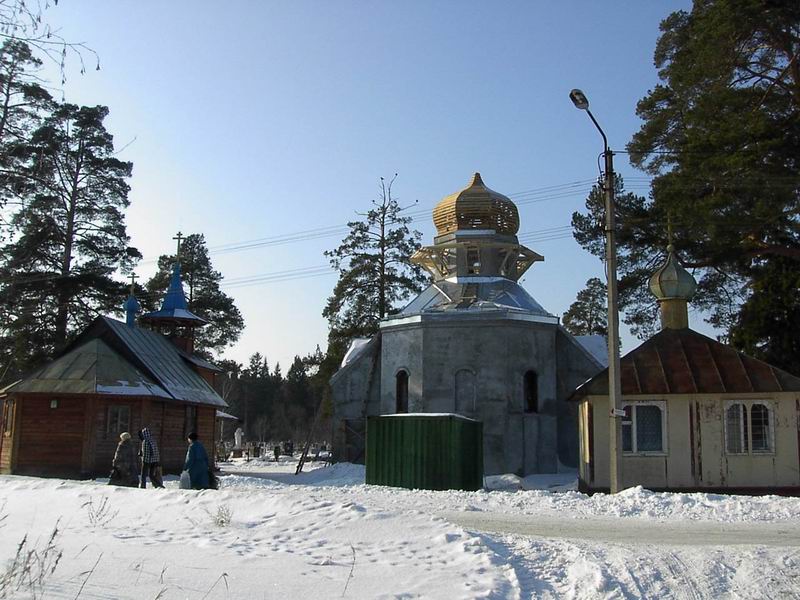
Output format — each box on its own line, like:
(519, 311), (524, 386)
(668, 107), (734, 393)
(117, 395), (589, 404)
(296, 399), (325, 475)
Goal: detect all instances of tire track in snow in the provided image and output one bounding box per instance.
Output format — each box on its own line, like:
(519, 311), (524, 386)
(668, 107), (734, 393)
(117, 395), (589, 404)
(662, 551), (704, 600)
(750, 549), (800, 600)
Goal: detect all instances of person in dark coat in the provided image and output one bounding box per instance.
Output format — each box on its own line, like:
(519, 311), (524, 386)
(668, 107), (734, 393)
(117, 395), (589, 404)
(184, 431), (210, 490)
(109, 432), (140, 487)
(138, 427), (164, 489)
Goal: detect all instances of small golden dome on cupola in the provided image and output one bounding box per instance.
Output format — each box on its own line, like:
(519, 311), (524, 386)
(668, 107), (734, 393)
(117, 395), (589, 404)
(649, 244), (697, 301)
(432, 172), (520, 236)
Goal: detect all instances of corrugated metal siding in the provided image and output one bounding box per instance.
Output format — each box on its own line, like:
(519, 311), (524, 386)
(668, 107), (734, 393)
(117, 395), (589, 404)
(366, 415), (483, 491)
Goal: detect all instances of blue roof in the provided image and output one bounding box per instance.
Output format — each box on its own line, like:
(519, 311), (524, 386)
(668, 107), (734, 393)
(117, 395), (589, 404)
(141, 263), (207, 325)
(124, 293), (140, 327)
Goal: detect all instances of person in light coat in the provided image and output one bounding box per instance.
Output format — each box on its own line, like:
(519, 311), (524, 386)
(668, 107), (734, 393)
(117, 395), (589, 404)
(184, 431), (210, 490)
(109, 432), (140, 487)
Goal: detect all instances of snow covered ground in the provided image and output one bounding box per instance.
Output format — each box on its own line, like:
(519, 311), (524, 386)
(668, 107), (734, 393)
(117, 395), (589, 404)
(1, 458), (799, 599)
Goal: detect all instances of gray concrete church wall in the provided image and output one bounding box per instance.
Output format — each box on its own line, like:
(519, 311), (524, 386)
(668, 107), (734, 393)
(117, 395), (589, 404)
(380, 326), (424, 413)
(331, 319), (602, 475)
(380, 318), (563, 475)
(330, 337), (381, 462)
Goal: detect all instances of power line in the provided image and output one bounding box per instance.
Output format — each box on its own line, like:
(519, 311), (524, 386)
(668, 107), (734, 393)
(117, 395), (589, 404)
(137, 176), (692, 264)
(139, 178), (604, 263)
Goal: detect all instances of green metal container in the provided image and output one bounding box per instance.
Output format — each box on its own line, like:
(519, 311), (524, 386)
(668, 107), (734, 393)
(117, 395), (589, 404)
(366, 414), (483, 491)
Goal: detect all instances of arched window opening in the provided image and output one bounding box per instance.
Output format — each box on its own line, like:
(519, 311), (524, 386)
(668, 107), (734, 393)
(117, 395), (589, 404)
(396, 370), (409, 414)
(466, 247), (481, 275)
(524, 370), (538, 413)
(455, 369), (476, 414)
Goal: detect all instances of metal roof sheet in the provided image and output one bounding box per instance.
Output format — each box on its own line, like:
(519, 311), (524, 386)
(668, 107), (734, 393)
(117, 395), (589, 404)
(215, 410), (240, 420)
(8, 338), (170, 397)
(571, 328), (800, 400)
(395, 279), (553, 317)
(98, 317), (225, 407)
(177, 348), (223, 372)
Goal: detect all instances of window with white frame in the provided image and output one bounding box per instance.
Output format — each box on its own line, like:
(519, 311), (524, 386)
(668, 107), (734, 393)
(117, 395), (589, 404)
(725, 401), (774, 455)
(621, 401), (666, 454)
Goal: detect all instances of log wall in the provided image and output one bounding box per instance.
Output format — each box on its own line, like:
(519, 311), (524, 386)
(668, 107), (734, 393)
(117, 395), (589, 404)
(15, 395), (86, 478)
(5, 393), (220, 478)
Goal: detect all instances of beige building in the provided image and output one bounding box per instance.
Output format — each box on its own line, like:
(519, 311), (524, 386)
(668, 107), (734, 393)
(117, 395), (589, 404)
(572, 245), (800, 494)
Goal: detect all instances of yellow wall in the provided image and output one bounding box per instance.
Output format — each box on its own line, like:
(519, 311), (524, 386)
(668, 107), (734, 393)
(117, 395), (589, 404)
(581, 392), (800, 491)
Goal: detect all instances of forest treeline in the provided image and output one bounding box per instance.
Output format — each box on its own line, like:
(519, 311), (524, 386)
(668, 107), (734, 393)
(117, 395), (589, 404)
(214, 349), (331, 445)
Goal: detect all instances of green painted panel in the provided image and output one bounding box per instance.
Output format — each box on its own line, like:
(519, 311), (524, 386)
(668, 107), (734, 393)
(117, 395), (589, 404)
(366, 414), (483, 491)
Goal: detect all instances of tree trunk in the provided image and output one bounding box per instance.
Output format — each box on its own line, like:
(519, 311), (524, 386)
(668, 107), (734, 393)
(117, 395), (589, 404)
(53, 141), (84, 351)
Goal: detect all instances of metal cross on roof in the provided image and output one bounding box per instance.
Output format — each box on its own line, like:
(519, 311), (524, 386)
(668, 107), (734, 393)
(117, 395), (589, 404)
(128, 272), (138, 294)
(667, 214), (674, 247)
(173, 231), (184, 260)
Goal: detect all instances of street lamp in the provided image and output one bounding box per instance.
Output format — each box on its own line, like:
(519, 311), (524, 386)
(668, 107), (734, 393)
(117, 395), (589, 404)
(570, 88), (624, 494)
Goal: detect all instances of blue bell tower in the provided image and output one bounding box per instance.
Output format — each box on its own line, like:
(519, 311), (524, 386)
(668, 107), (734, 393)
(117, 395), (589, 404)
(139, 232), (207, 353)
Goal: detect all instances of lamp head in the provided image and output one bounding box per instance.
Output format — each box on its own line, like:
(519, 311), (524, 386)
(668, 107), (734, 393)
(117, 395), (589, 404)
(569, 89), (589, 110)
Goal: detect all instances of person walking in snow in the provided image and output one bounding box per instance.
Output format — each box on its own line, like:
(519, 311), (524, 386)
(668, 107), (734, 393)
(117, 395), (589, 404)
(138, 427), (164, 488)
(184, 431), (210, 489)
(109, 432), (140, 487)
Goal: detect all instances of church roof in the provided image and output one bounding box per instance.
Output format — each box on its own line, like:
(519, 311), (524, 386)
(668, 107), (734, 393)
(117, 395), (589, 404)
(7, 338), (170, 397)
(432, 173), (520, 236)
(11, 316), (227, 407)
(140, 263), (208, 326)
(571, 327), (800, 400)
(216, 410), (241, 421)
(396, 279), (554, 318)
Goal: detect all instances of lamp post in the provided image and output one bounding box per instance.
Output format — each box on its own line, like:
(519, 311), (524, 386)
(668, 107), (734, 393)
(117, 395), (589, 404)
(569, 88), (623, 494)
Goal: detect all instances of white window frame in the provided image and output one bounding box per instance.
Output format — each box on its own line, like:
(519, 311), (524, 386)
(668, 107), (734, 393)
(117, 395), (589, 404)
(724, 400), (775, 456)
(621, 400), (667, 456)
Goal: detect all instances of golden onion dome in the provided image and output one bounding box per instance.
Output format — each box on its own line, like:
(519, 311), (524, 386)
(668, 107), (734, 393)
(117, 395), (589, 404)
(433, 172), (520, 236)
(649, 244), (697, 301)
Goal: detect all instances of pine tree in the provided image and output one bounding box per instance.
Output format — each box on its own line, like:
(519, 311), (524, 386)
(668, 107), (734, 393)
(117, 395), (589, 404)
(142, 233), (244, 358)
(572, 0), (800, 370)
(563, 278), (608, 337)
(730, 256), (800, 375)
(0, 39), (52, 209)
(323, 175), (427, 363)
(0, 103), (138, 378)
(572, 177), (664, 340)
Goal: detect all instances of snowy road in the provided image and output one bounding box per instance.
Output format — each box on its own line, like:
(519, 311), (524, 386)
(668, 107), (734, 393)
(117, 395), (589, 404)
(444, 511), (800, 547)
(4, 462), (800, 599)
(220, 462), (800, 598)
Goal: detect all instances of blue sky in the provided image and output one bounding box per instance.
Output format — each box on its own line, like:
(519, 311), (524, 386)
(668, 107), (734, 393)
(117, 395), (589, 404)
(46, 0), (694, 369)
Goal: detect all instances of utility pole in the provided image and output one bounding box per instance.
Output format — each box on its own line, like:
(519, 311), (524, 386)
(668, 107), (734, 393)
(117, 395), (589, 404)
(570, 89), (623, 494)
